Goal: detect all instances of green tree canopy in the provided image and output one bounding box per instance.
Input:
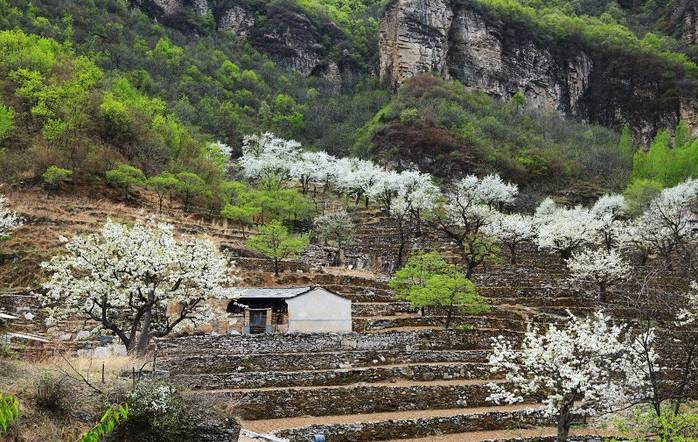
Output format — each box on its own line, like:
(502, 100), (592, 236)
(246, 220), (309, 276)
(389, 251), (489, 327)
(147, 172), (181, 212)
(105, 164), (145, 200)
(175, 172), (208, 211)
(0, 102), (14, 144)
(221, 203), (261, 236)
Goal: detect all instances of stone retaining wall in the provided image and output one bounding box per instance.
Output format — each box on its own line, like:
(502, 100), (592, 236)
(273, 409), (551, 442)
(351, 302), (416, 316)
(205, 382), (497, 419)
(352, 315), (527, 332)
(157, 329), (521, 356)
(158, 349), (491, 374)
(168, 362), (493, 389)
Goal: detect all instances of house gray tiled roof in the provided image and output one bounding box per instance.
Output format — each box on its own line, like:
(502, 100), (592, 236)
(234, 287), (313, 299)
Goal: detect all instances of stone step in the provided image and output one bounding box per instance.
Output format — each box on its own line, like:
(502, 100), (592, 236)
(158, 349), (492, 374)
(198, 379), (501, 419)
(157, 329), (522, 357)
(237, 404), (550, 442)
(167, 362), (495, 390)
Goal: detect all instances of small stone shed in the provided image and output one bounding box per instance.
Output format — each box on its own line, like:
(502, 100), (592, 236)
(228, 286), (352, 334)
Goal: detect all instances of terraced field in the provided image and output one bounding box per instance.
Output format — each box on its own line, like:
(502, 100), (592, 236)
(156, 207), (626, 442)
(4, 189), (683, 441)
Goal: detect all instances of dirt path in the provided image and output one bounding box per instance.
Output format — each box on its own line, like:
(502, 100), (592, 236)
(204, 377), (498, 393)
(239, 403), (541, 434)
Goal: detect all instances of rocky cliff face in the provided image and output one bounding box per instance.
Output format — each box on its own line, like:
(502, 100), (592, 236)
(379, 0), (698, 141)
(130, 0), (359, 88)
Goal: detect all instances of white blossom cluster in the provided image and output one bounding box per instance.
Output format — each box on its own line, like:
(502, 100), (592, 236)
(677, 280), (698, 326)
(238, 133), (698, 281)
(0, 195), (22, 239)
(487, 311), (654, 418)
(483, 212), (535, 246)
(440, 175), (519, 228)
(40, 219), (234, 347)
(129, 382), (178, 414)
(534, 201), (602, 258)
(621, 179), (698, 260)
(238, 133), (444, 212)
(566, 248), (631, 289)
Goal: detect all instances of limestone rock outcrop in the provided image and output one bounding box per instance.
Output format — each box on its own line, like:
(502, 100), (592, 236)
(130, 0), (360, 86)
(379, 0), (698, 141)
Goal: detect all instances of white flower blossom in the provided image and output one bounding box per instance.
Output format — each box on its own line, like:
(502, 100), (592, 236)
(677, 281), (698, 326)
(482, 212), (535, 264)
(0, 195), (22, 239)
(40, 219), (235, 353)
(238, 132), (300, 185)
(535, 205), (602, 261)
(567, 248), (631, 301)
(488, 311), (655, 440)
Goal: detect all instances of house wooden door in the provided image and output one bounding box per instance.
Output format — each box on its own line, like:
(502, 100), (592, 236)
(249, 310), (267, 334)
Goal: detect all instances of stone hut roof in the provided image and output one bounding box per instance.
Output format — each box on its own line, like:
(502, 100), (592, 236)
(231, 286), (348, 300)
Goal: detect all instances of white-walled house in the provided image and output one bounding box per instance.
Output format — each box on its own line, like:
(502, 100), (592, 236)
(285, 287), (352, 333)
(226, 286), (352, 334)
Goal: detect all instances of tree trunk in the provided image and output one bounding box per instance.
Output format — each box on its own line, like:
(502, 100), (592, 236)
(560, 249), (572, 262)
(158, 195), (163, 213)
(395, 225), (406, 270)
(557, 408), (572, 442)
(445, 304), (453, 328)
(598, 282), (607, 303)
(133, 308), (153, 355)
(509, 244), (517, 265)
(273, 259), (280, 276)
(465, 262), (474, 279)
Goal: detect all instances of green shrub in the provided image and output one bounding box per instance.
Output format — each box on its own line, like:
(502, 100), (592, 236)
(78, 403), (129, 442)
(0, 393), (19, 435)
(624, 178), (662, 217)
(33, 373), (75, 417)
(0, 103), (14, 144)
(41, 165), (72, 189)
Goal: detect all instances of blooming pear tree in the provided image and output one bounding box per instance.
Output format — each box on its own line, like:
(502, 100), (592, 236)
(591, 194), (627, 251)
(314, 210), (354, 266)
(566, 248), (631, 302)
(431, 175), (513, 277)
(366, 169), (403, 213)
(334, 158), (381, 207)
(478, 174), (519, 209)
(40, 219), (233, 354)
(239, 132), (300, 187)
(483, 212), (535, 264)
(397, 170), (441, 234)
(0, 195), (21, 241)
(631, 179), (698, 267)
(488, 311), (653, 442)
(535, 202), (601, 261)
(290, 151), (339, 194)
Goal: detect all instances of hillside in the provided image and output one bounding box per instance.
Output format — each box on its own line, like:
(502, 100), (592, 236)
(1, 0), (698, 441)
